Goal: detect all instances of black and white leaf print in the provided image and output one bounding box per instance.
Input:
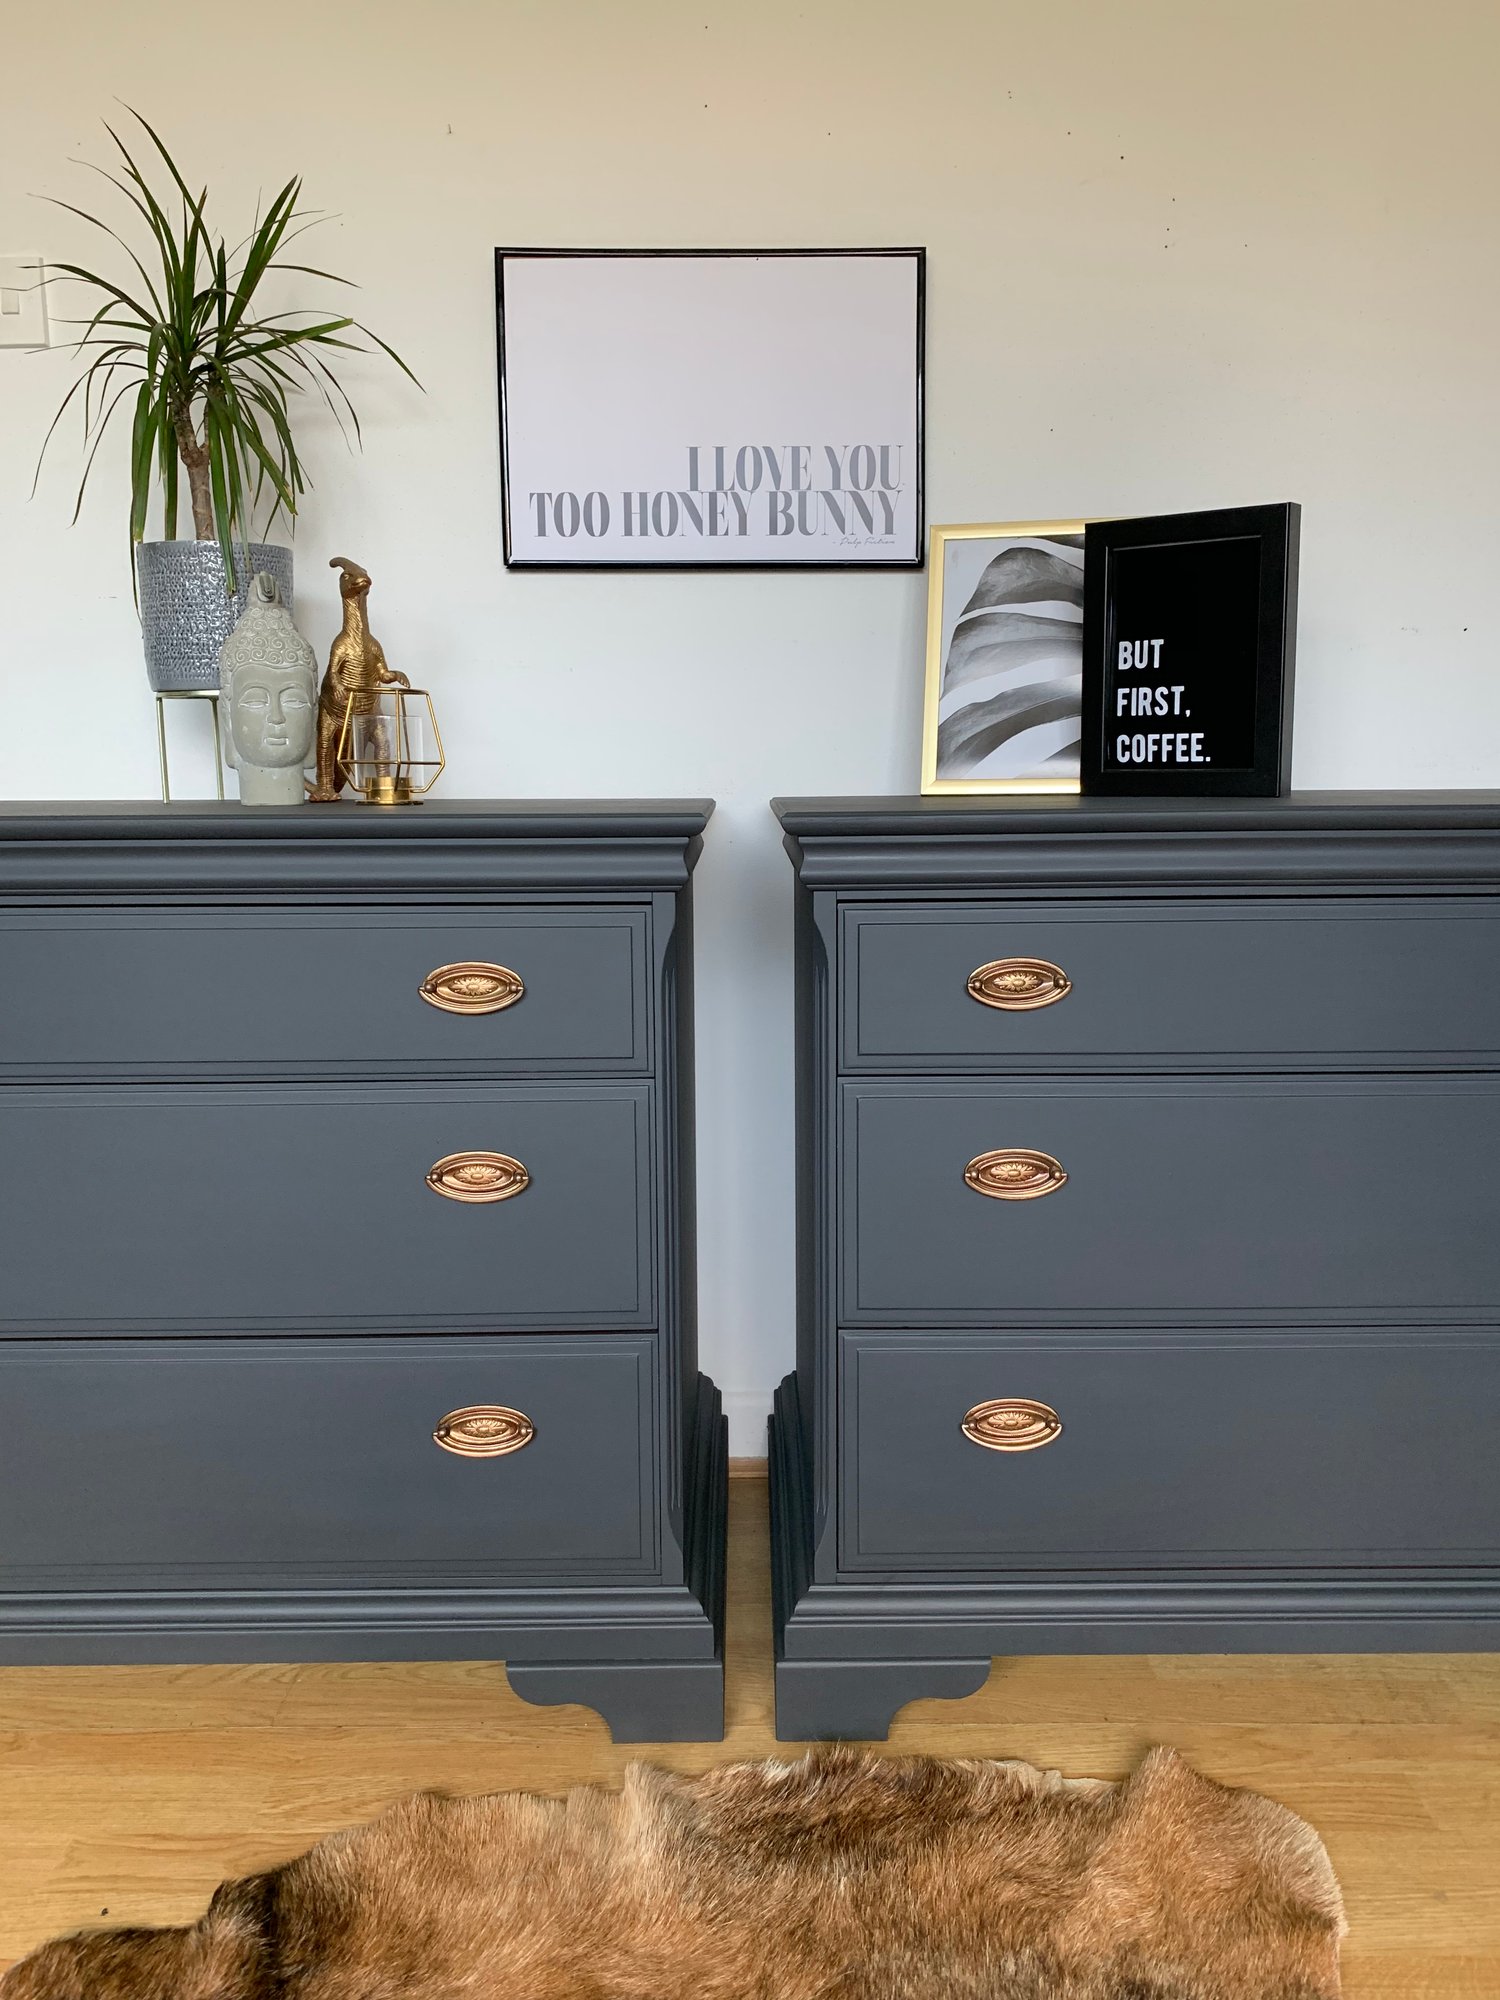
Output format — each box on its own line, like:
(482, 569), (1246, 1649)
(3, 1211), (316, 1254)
(936, 535), (1084, 782)
(960, 542), (1084, 613)
(942, 612), (1082, 692)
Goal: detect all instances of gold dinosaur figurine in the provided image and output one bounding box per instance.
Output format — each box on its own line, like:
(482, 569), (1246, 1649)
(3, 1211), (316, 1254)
(308, 557), (410, 801)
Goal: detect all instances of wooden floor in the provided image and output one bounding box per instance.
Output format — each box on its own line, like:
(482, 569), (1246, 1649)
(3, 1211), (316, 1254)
(1, 1473), (1497, 1993)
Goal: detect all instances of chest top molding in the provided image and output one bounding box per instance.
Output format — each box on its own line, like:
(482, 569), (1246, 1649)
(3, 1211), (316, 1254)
(771, 793), (1500, 892)
(0, 800), (714, 898)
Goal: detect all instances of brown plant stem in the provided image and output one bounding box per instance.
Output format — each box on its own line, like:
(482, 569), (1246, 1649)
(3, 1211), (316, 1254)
(172, 407), (215, 540)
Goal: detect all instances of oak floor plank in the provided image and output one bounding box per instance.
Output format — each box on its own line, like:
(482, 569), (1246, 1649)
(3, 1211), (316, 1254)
(1, 1476), (1496, 1988)
(1338, 1960), (1500, 2000)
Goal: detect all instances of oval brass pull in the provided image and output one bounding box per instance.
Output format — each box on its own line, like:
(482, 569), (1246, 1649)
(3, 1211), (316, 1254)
(962, 1398), (1062, 1452)
(964, 1148), (1067, 1200)
(434, 1405), (535, 1457)
(426, 1151), (530, 1203)
(968, 957), (1071, 1011)
(420, 962), (525, 1015)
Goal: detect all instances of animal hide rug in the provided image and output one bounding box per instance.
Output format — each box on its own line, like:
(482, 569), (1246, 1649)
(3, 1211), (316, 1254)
(1, 1745), (1345, 1999)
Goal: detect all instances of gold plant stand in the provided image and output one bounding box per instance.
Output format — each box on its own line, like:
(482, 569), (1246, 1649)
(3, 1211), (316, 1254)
(154, 689), (226, 802)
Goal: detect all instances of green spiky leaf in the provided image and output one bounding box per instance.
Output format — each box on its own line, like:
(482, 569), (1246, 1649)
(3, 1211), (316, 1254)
(37, 108), (421, 590)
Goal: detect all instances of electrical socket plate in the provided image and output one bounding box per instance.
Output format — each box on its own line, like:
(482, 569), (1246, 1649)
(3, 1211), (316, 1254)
(0, 258), (50, 348)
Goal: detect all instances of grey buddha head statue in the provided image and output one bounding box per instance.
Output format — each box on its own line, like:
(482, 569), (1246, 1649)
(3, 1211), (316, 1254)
(220, 572), (319, 805)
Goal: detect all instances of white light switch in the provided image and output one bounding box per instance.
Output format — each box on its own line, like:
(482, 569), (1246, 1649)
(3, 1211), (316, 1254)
(0, 258), (50, 348)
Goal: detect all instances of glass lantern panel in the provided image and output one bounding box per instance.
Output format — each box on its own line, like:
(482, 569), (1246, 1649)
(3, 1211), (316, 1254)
(347, 699), (402, 789)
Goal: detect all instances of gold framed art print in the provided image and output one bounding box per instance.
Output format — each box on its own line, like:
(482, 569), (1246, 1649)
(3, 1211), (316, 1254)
(920, 520), (1086, 794)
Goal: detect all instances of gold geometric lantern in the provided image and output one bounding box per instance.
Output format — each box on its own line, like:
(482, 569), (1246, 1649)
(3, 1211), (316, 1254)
(336, 685), (445, 804)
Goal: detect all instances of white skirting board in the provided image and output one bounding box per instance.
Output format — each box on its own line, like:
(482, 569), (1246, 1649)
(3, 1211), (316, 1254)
(723, 1388), (771, 1460)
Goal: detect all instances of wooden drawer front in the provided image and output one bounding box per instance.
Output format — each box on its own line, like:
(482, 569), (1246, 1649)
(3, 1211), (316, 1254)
(0, 906), (649, 1077)
(843, 899), (1500, 1070)
(0, 1083), (652, 1333)
(0, 1336), (657, 1584)
(841, 1330), (1500, 1571)
(843, 1075), (1500, 1322)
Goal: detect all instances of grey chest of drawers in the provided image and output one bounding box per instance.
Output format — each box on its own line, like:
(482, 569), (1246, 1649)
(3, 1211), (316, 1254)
(0, 800), (724, 1743)
(769, 794), (1500, 1741)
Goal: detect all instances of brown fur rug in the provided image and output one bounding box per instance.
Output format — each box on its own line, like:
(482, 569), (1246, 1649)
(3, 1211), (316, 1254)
(2, 1746), (1344, 1999)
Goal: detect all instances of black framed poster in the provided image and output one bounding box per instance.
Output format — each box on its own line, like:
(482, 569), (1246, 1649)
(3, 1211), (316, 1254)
(1080, 502), (1299, 795)
(495, 248), (924, 569)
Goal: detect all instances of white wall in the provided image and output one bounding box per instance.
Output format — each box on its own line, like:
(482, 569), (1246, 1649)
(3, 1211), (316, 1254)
(2, 1), (1496, 1450)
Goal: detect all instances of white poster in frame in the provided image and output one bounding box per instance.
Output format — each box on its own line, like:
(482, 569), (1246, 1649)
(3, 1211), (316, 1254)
(920, 520), (1086, 794)
(496, 249), (924, 568)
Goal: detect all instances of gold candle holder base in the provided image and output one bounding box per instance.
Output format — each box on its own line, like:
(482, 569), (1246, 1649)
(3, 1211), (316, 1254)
(364, 774), (417, 806)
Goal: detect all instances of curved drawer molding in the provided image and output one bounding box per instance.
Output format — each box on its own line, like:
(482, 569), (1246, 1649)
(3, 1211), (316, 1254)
(967, 957), (1071, 1011)
(963, 1148), (1067, 1201)
(961, 1398), (1063, 1453)
(419, 962), (526, 1015)
(426, 1150), (531, 1204)
(433, 1404), (536, 1458)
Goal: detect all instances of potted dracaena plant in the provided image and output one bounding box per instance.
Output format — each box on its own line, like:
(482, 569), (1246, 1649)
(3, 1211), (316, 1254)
(36, 111), (417, 690)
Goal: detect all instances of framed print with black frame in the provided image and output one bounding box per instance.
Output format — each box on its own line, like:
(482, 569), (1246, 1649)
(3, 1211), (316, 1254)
(1080, 502), (1299, 796)
(920, 520), (1087, 793)
(495, 247), (924, 570)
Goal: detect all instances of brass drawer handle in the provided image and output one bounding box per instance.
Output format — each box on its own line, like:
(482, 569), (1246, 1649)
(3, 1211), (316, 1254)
(420, 962), (525, 1015)
(434, 1405), (535, 1457)
(427, 1150), (530, 1203)
(964, 1148), (1067, 1200)
(968, 957), (1071, 1011)
(962, 1398), (1062, 1452)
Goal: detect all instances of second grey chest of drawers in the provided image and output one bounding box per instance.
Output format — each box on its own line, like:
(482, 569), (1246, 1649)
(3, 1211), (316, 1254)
(770, 794), (1500, 1741)
(0, 800), (724, 1742)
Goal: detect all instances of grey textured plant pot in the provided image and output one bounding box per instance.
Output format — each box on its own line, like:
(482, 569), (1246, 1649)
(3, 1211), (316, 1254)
(136, 541), (295, 692)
